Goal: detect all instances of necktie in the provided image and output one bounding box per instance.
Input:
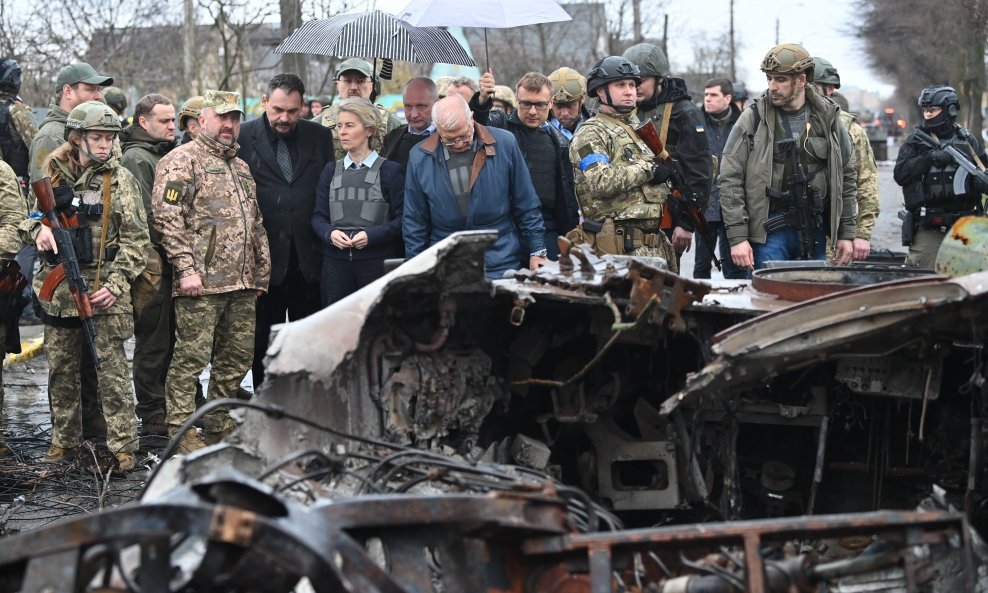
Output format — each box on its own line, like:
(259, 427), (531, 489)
(276, 137), (293, 181)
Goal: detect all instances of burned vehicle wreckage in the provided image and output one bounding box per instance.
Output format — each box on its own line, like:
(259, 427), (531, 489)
(3, 230), (988, 592)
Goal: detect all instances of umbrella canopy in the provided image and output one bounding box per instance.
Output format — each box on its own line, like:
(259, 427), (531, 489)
(396, 0), (572, 29)
(275, 10), (477, 67)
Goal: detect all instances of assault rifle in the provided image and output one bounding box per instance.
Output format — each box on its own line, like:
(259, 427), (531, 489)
(912, 128), (988, 195)
(763, 138), (823, 260)
(31, 177), (99, 368)
(635, 119), (721, 270)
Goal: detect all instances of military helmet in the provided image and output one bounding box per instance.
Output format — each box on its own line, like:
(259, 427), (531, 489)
(178, 95), (203, 131)
(812, 57), (840, 88)
(548, 67), (587, 103)
(622, 43), (671, 78)
(492, 85), (517, 110)
(761, 43), (815, 77)
(918, 85), (960, 117)
(0, 58), (21, 94)
(64, 100), (120, 140)
(586, 56), (641, 95)
(831, 90), (850, 112)
(732, 82), (748, 102)
(102, 86), (128, 111)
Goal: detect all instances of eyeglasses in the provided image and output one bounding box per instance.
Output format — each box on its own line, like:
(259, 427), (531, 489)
(442, 133), (472, 147)
(339, 77), (371, 86)
(518, 100), (551, 111)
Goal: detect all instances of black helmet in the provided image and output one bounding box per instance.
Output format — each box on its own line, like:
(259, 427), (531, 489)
(0, 58), (21, 94)
(732, 82), (748, 102)
(586, 56), (641, 95)
(918, 85), (959, 117)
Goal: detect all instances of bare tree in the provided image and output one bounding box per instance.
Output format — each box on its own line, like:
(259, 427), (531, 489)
(199, 0), (275, 99)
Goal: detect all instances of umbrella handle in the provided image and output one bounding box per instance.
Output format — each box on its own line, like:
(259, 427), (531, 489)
(484, 28), (490, 72)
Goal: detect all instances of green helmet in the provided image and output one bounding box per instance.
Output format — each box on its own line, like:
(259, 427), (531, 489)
(622, 43), (671, 78)
(178, 96), (203, 131)
(103, 86), (127, 111)
(831, 90), (850, 112)
(812, 57), (840, 88)
(64, 100), (120, 140)
(760, 43), (815, 78)
(548, 67), (587, 103)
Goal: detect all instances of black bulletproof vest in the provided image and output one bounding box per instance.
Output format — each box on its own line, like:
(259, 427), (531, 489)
(516, 125), (558, 212)
(0, 100), (29, 179)
(923, 131), (981, 209)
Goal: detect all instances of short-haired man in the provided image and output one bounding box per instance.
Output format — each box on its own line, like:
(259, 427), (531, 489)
(177, 96), (203, 145)
(547, 67), (594, 140)
(719, 43), (856, 271)
(403, 96), (547, 278)
(318, 58), (401, 160)
(474, 72), (577, 259)
(696, 77), (746, 279)
(29, 61), (113, 444)
(445, 77), (478, 105)
(153, 90), (271, 451)
(568, 56), (678, 269)
(813, 57), (879, 261)
(381, 77), (439, 170)
(237, 73), (334, 388)
(119, 93), (177, 436)
(623, 43), (712, 261)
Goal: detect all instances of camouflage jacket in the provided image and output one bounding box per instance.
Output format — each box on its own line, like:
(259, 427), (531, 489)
(568, 110), (665, 222)
(29, 101), (68, 184)
(318, 102), (401, 160)
(21, 144), (150, 317)
(0, 161), (27, 259)
(840, 110), (879, 240)
(119, 125), (175, 245)
(152, 133), (271, 296)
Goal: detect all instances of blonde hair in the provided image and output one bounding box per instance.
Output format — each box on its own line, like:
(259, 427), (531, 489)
(335, 98), (382, 150)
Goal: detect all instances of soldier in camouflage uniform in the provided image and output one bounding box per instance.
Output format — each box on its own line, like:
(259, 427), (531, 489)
(153, 90), (271, 453)
(28, 62), (113, 445)
(178, 96), (203, 146)
(317, 59), (401, 160)
(547, 67), (594, 140)
(812, 58), (879, 260)
(0, 161), (29, 454)
(103, 86), (129, 127)
(567, 56), (678, 271)
(0, 58), (36, 188)
(23, 101), (149, 470)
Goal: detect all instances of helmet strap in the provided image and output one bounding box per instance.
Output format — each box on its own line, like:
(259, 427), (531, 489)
(80, 135), (109, 165)
(603, 85), (634, 114)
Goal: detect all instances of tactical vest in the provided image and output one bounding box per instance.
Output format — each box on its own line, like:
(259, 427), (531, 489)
(50, 173), (115, 267)
(328, 159), (389, 229)
(921, 132), (981, 211)
(517, 126), (559, 214)
(0, 100), (29, 179)
(770, 109), (830, 217)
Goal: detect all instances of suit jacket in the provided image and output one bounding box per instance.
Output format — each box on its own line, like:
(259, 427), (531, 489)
(237, 115), (335, 285)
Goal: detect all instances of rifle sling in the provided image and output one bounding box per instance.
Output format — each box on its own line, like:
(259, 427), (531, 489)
(93, 172), (111, 291)
(658, 102), (673, 159)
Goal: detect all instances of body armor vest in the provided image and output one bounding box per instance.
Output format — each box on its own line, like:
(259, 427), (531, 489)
(922, 132), (981, 210)
(517, 126), (559, 216)
(770, 109), (829, 219)
(0, 100), (29, 179)
(328, 158), (389, 229)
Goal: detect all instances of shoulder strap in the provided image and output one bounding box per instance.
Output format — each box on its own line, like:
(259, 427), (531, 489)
(93, 171), (112, 290)
(750, 102), (761, 134)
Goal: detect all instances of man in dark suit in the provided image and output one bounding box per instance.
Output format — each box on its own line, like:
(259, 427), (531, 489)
(237, 73), (334, 387)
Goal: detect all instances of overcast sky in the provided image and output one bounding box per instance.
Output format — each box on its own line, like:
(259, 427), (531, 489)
(377, 0), (895, 97)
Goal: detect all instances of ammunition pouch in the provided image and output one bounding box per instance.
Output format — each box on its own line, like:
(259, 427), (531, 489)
(52, 184), (75, 211)
(903, 181), (925, 211)
(898, 210), (915, 246)
(565, 218), (665, 256)
(78, 202), (104, 221)
(73, 226), (94, 264)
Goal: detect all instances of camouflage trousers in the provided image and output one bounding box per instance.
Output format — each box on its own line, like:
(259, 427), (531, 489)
(166, 291), (256, 436)
(45, 314), (137, 453)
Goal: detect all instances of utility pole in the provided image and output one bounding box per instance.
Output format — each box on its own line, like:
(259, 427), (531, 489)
(183, 0), (196, 98)
(662, 14), (668, 57)
(280, 0), (307, 85)
(729, 0), (736, 81)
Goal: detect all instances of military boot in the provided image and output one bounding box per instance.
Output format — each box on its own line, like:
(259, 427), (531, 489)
(175, 429), (206, 454)
(115, 451), (136, 471)
(204, 426), (234, 446)
(41, 445), (76, 463)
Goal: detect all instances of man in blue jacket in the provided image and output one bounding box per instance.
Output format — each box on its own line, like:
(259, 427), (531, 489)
(403, 95), (547, 279)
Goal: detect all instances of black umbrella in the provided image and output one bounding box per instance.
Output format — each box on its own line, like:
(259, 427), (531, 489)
(275, 10), (477, 67)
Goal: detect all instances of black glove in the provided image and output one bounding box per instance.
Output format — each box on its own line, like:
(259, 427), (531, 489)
(651, 163), (672, 185)
(930, 149), (952, 167)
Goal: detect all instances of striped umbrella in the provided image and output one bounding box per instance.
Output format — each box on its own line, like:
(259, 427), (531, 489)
(275, 11), (477, 67)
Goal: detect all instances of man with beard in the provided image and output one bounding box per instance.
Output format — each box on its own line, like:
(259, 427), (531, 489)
(152, 90), (270, 452)
(317, 59), (401, 160)
(547, 67), (593, 140)
(237, 73), (334, 388)
(623, 43), (711, 262)
(719, 43), (856, 271)
(119, 93), (178, 436)
(895, 85), (988, 269)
